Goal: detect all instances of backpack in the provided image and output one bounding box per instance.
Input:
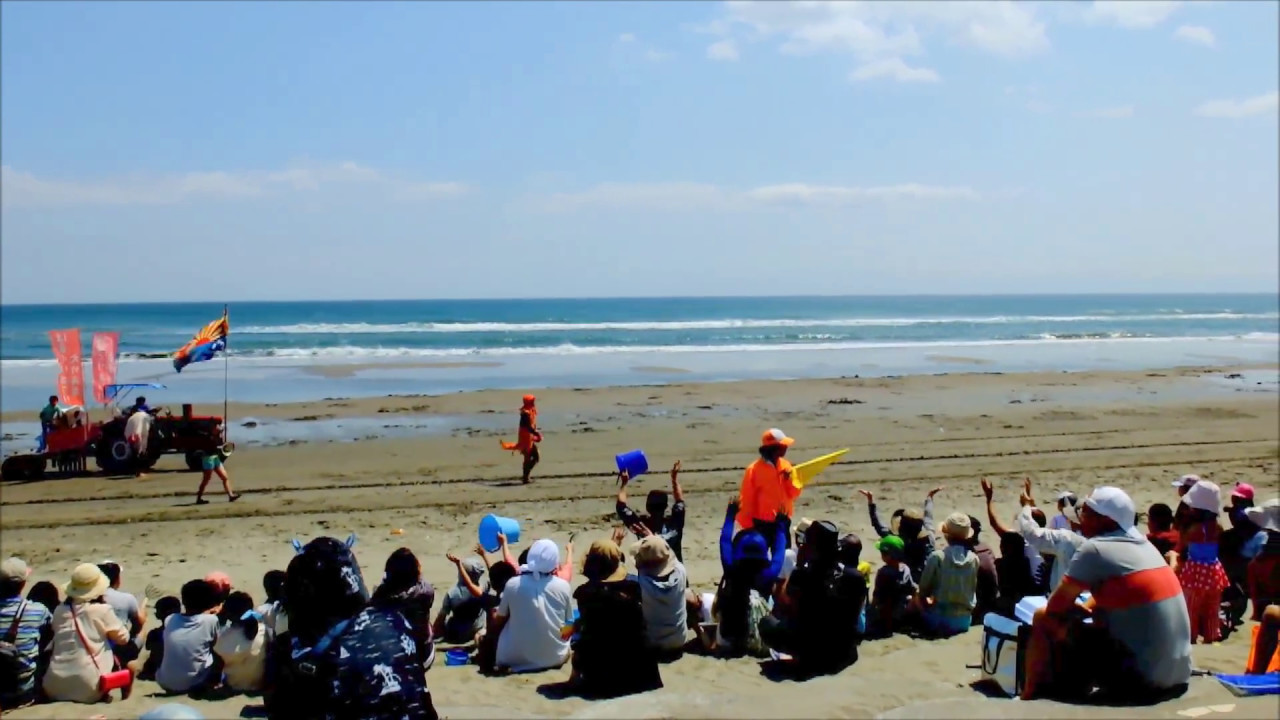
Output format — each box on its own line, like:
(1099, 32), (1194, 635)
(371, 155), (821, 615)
(0, 601), (28, 689)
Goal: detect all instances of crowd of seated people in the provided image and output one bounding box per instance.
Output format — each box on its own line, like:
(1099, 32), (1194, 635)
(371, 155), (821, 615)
(2, 459), (1277, 718)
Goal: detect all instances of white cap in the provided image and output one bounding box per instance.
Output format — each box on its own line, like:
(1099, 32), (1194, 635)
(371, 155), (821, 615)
(1055, 491), (1078, 504)
(1172, 474), (1201, 489)
(1084, 486), (1143, 540)
(1180, 480), (1222, 515)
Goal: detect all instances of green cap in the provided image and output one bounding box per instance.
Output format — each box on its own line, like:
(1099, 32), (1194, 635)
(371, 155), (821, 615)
(875, 535), (906, 554)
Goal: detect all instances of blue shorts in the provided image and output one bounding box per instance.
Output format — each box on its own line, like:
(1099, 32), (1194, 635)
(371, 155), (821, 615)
(202, 455), (223, 471)
(924, 609), (971, 637)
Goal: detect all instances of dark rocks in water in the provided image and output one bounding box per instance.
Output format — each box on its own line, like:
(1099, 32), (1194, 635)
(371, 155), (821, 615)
(242, 420), (259, 428)
(825, 398), (864, 405)
(1226, 373), (1244, 380)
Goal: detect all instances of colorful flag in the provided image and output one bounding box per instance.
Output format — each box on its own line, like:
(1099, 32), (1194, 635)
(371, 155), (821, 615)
(173, 311), (229, 373)
(91, 332), (120, 404)
(49, 328), (85, 406)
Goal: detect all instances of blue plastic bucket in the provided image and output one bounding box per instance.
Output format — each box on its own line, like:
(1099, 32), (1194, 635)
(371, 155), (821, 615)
(478, 514), (521, 553)
(445, 648), (470, 666)
(615, 449), (648, 478)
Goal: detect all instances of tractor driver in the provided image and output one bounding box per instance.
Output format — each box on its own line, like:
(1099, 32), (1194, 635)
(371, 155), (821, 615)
(131, 397), (162, 416)
(38, 394), (61, 452)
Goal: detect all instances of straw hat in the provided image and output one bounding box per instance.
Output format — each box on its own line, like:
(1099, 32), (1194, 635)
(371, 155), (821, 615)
(892, 508), (928, 539)
(64, 563), (110, 602)
(583, 540), (627, 583)
(941, 513), (974, 541)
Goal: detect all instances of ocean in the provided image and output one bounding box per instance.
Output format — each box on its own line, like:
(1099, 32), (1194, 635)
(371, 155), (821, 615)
(2, 294), (1277, 412)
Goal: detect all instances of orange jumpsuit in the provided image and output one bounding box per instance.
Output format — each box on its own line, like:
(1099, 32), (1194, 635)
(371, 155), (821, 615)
(736, 457), (800, 529)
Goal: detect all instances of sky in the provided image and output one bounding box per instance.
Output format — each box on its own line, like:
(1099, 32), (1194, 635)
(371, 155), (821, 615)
(2, 0), (1277, 304)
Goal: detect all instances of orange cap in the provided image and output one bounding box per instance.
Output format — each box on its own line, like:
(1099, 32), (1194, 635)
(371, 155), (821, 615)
(522, 395), (536, 407)
(761, 428), (795, 447)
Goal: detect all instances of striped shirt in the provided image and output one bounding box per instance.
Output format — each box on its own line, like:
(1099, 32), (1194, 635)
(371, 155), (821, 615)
(1064, 531), (1192, 689)
(0, 596), (53, 702)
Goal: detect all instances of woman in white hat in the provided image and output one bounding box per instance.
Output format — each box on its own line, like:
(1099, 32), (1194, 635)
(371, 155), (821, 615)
(42, 563), (131, 704)
(1173, 480), (1230, 644)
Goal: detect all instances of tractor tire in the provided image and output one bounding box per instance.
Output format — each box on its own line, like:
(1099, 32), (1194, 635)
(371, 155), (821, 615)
(185, 451), (205, 472)
(96, 437), (136, 474)
(2, 454), (45, 481)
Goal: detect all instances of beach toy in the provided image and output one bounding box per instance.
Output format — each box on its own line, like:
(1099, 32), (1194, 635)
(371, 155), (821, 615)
(1215, 672), (1280, 697)
(445, 648), (470, 666)
(140, 704), (206, 720)
(789, 449), (849, 489)
(391, 528), (404, 535)
(478, 514), (521, 553)
(615, 449), (649, 478)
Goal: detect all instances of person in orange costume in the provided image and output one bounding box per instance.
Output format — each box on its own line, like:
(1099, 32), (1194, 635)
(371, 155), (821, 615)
(500, 395), (542, 484)
(737, 428), (802, 549)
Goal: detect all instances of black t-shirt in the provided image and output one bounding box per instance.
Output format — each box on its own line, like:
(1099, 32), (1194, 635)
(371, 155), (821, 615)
(788, 564), (865, 667)
(572, 579), (661, 698)
(617, 500), (686, 561)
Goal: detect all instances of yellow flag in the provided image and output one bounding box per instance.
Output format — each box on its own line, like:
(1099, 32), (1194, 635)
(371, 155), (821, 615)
(791, 449), (850, 489)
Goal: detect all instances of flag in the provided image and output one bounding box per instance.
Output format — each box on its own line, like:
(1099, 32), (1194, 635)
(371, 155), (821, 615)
(49, 328), (85, 406)
(91, 332), (120, 404)
(173, 311), (229, 373)
(790, 448), (850, 490)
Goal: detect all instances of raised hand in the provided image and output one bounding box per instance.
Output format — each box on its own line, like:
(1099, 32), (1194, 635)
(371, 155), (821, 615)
(927, 486), (945, 499)
(611, 525), (627, 546)
(980, 478), (994, 501)
(618, 469), (630, 487)
(858, 489), (874, 503)
(497, 532), (508, 548)
(446, 552), (461, 565)
(670, 460), (682, 480)
(473, 543), (487, 557)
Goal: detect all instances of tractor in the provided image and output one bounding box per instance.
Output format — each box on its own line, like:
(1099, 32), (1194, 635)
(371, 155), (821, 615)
(0, 384), (228, 481)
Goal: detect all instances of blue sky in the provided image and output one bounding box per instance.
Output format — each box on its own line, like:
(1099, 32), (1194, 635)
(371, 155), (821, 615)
(2, 0), (1277, 303)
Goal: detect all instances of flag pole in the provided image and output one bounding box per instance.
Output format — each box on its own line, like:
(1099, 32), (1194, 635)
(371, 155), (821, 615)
(223, 305), (229, 444)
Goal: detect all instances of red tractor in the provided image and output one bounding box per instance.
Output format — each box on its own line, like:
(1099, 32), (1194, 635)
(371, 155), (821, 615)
(1, 384), (229, 481)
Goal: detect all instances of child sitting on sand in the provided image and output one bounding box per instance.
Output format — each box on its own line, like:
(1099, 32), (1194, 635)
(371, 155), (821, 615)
(138, 596), (181, 682)
(869, 536), (917, 637)
(473, 561), (517, 674)
(859, 488), (943, 581)
(213, 591), (266, 693)
(1146, 503), (1181, 558)
(433, 552), (490, 646)
(914, 514), (979, 638)
(694, 500), (787, 658)
(837, 534), (872, 636)
(156, 579), (223, 696)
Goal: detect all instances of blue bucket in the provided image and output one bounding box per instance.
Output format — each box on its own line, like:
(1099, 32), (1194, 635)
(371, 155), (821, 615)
(615, 449), (649, 478)
(478, 514), (520, 553)
(445, 648), (470, 666)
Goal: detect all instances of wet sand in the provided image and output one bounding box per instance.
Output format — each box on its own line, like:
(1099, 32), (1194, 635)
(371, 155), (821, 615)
(2, 366), (1278, 719)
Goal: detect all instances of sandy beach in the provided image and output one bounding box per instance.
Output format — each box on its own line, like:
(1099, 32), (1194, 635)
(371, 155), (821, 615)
(2, 365), (1278, 719)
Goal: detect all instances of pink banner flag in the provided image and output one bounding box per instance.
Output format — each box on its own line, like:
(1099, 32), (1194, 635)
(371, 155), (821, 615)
(92, 332), (120, 404)
(48, 328), (85, 407)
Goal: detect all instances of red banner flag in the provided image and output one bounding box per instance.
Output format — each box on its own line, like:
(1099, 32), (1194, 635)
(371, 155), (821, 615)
(91, 332), (120, 404)
(48, 328), (85, 407)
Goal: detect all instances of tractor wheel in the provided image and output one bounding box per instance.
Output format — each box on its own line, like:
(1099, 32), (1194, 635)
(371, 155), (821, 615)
(185, 451), (205, 472)
(96, 437), (136, 474)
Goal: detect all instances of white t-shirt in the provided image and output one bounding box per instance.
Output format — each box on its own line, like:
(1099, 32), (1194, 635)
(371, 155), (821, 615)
(494, 573), (573, 673)
(214, 622), (266, 692)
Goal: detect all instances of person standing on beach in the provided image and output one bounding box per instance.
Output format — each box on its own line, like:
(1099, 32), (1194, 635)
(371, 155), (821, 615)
(195, 447), (239, 505)
(500, 395), (542, 484)
(737, 429), (802, 546)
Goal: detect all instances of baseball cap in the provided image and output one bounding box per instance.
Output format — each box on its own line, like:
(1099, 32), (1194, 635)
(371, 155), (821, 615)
(0, 557), (31, 582)
(1084, 486), (1144, 540)
(1172, 474), (1201, 489)
(1231, 483), (1255, 501)
(761, 428), (795, 448)
(875, 535), (906, 555)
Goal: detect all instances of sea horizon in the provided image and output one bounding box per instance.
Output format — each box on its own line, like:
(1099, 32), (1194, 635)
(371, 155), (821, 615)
(2, 293), (1276, 413)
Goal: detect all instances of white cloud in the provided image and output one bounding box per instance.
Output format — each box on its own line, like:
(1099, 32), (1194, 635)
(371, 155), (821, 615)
(613, 33), (671, 63)
(709, 0), (1050, 67)
(1172, 24), (1215, 47)
(1085, 1), (1181, 29)
(532, 180), (982, 212)
(1078, 105), (1135, 119)
(706, 39), (740, 61)
(849, 57), (940, 84)
(1193, 91), (1280, 119)
(0, 162), (467, 209)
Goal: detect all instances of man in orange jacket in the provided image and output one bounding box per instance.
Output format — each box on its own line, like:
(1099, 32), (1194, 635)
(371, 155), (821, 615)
(738, 428), (803, 548)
